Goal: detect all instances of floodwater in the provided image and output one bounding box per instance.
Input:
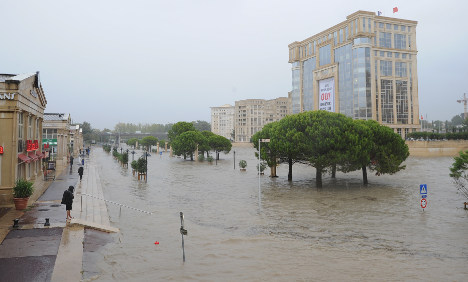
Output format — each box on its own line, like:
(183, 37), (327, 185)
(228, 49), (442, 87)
(90, 146), (468, 281)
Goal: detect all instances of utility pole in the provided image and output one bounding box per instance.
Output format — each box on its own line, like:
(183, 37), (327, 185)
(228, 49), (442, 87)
(457, 93), (468, 120)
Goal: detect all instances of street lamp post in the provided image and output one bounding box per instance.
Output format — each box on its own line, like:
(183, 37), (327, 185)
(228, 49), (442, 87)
(233, 150), (236, 170)
(258, 138), (270, 210)
(131, 150), (135, 161)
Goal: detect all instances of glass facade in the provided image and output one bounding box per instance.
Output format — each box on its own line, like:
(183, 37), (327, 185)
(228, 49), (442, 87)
(352, 47), (372, 119)
(380, 60), (392, 76)
(379, 32), (392, 48)
(302, 57), (316, 111)
(394, 34), (406, 49)
(381, 80), (394, 123)
(319, 44), (331, 66)
(396, 80), (408, 124)
(289, 11), (417, 136)
(334, 43), (353, 117)
(291, 62), (301, 113)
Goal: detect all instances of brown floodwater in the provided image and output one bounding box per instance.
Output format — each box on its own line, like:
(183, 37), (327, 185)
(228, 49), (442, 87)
(90, 146), (468, 281)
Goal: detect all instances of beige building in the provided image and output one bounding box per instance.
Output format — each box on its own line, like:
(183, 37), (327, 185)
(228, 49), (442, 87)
(235, 97), (289, 142)
(43, 113), (74, 172)
(211, 104), (235, 141)
(288, 10), (419, 138)
(0, 72), (47, 206)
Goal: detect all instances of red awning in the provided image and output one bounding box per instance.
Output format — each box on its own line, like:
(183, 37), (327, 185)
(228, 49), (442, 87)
(18, 153), (32, 163)
(28, 152), (39, 161)
(36, 151), (43, 159)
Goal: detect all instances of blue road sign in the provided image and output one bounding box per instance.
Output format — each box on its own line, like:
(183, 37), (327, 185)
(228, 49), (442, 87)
(420, 184), (427, 195)
(421, 195), (427, 199)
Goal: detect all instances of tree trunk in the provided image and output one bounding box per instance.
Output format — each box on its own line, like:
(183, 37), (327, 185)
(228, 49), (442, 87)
(288, 157), (293, 181)
(316, 167), (323, 188)
(270, 160), (278, 177)
(331, 164), (336, 178)
(362, 165), (368, 185)
(190, 154), (193, 161)
(217, 152), (219, 160)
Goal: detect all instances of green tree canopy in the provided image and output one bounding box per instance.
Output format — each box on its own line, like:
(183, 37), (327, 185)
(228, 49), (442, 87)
(168, 122), (196, 142)
(192, 120), (211, 131)
(127, 138), (138, 147)
(140, 136), (158, 151)
(449, 150), (468, 201)
(209, 134), (232, 159)
(171, 131), (206, 160)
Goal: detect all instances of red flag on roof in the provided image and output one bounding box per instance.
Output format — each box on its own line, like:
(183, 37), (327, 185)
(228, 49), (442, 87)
(393, 7), (398, 13)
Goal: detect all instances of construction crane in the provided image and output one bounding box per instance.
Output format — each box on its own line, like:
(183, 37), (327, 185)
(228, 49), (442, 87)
(457, 93), (468, 120)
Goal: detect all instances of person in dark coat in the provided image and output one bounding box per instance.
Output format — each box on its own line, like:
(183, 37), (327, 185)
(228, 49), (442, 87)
(78, 166), (84, 182)
(62, 186), (74, 220)
(70, 155), (74, 166)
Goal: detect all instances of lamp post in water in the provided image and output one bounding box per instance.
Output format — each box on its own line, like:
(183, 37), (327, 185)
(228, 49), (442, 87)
(258, 139), (270, 210)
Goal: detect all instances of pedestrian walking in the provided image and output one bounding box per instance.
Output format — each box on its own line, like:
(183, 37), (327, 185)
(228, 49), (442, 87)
(78, 166), (84, 182)
(70, 155), (74, 166)
(81, 157), (85, 166)
(61, 186), (75, 220)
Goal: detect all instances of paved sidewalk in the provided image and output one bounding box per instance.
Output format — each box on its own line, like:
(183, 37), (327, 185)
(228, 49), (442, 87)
(0, 152), (117, 281)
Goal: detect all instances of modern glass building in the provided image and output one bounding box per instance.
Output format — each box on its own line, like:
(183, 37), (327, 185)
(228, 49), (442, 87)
(288, 10), (419, 138)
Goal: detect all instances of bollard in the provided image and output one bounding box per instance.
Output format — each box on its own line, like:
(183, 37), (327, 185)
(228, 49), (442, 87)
(44, 218), (50, 226)
(180, 212), (188, 262)
(13, 218), (19, 228)
(465, 202), (467, 210)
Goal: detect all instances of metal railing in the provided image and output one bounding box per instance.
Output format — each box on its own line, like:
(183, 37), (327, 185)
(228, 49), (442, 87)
(80, 193), (153, 215)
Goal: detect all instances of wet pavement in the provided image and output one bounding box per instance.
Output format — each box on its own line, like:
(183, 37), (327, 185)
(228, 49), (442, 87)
(0, 153), (115, 282)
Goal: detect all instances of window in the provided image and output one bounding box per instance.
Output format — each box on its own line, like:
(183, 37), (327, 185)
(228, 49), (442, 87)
(334, 31), (337, 45)
(28, 116), (32, 139)
(408, 26), (411, 32)
(380, 51), (385, 57)
(380, 60), (392, 76)
(379, 22), (384, 28)
(379, 32), (392, 48)
(395, 53), (400, 58)
(363, 17), (366, 32)
(401, 26), (406, 32)
(395, 62), (407, 77)
(345, 26), (348, 40)
(381, 79), (394, 123)
(340, 29), (343, 43)
(18, 112), (24, 153)
(396, 80), (408, 124)
(386, 23), (391, 29)
(368, 18), (371, 32)
(394, 34), (406, 49)
(319, 44), (332, 66)
(408, 35), (412, 49)
(350, 21), (354, 35)
(387, 52), (392, 58)
(394, 24), (399, 30)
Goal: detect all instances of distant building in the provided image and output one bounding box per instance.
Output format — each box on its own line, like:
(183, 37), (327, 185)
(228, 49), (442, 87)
(288, 10), (419, 138)
(0, 72), (47, 206)
(211, 104), (235, 140)
(234, 97), (289, 142)
(43, 113), (77, 172)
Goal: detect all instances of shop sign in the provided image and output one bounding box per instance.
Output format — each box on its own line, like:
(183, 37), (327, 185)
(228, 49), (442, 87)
(0, 93), (17, 100)
(42, 138), (57, 146)
(26, 140), (39, 151)
(319, 78), (335, 112)
(0, 146), (4, 154)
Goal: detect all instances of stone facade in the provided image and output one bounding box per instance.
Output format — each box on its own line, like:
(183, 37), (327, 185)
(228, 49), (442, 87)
(0, 73), (47, 206)
(210, 104), (234, 141)
(234, 97), (289, 142)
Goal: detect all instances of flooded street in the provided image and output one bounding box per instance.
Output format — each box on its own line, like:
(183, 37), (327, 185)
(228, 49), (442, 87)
(90, 146), (468, 281)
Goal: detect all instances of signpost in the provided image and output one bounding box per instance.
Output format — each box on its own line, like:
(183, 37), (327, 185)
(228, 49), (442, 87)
(420, 184), (427, 210)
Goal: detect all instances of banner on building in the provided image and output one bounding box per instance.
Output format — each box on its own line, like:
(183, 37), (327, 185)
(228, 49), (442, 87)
(319, 78), (335, 112)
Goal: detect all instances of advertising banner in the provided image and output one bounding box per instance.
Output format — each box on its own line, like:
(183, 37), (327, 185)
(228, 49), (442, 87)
(319, 78), (335, 112)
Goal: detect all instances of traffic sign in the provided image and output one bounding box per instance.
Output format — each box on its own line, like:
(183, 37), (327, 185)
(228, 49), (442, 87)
(420, 184), (427, 195)
(421, 198), (427, 209)
(421, 195), (427, 199)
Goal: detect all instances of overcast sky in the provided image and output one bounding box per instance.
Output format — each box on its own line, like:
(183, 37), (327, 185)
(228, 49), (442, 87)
(2, 0), (467, 130)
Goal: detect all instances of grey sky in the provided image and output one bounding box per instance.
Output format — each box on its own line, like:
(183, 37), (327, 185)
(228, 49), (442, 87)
(2, 0), (467, 129)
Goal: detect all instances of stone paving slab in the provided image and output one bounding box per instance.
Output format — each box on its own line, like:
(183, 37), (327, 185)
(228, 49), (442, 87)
(0, 255), (56, 282)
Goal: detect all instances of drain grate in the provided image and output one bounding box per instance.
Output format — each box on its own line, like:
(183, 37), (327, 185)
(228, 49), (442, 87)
(38, 209), (49, 211)
(50, 204), (61, 207)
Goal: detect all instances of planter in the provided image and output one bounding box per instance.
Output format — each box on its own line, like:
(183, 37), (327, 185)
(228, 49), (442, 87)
(13, 197), (29, 210)
(240, 168), (246, 172)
